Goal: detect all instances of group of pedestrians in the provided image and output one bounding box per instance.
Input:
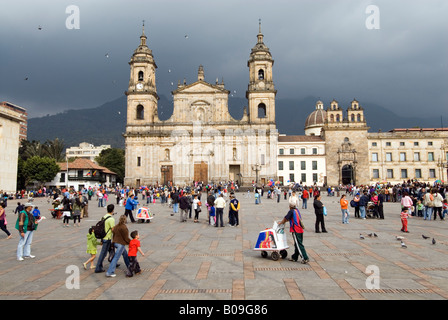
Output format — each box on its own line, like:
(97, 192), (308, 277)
(168, 187), (240, 227)
(90, 204), (145, 278)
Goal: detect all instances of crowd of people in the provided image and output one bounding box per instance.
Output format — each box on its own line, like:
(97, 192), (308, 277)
(1, 179), (447, 277)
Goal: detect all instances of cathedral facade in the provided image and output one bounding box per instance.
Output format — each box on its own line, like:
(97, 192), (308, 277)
(124, 25), (278, 187)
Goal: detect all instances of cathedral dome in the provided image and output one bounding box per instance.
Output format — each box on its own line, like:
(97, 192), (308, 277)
(304, 100), (327, 136)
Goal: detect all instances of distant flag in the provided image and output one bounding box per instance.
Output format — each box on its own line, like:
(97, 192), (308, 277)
(86, 171), (91, 176)
(93, 170), (97, 176)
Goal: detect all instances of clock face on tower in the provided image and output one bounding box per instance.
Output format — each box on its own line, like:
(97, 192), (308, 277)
(136, 83), (143, 90)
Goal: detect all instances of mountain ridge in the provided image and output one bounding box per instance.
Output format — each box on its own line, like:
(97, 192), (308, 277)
(28, 95), (441, 149)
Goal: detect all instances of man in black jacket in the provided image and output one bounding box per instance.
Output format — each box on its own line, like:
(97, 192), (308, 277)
(313, 194), (327, 233)
(359, 191), (370, 219)
(179, 192), (191, 222)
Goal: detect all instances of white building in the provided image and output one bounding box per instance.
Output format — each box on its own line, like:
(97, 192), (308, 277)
(0, 106), (23, 193)
(278, 135), (326, 186)
(45, 158), (117, 191)
(124, 24), (278, 187)
(66, 142), (111, 163)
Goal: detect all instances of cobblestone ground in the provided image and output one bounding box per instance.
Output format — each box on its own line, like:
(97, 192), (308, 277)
(1, 192), (448, 301)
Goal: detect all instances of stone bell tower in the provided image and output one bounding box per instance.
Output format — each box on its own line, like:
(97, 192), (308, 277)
(125, 22), (159, 127)
(246, 20), (277, 125)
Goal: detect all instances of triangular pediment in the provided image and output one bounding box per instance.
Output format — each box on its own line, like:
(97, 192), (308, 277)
(172, 80), (229, 95)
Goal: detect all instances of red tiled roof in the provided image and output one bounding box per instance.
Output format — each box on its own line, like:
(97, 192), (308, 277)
(278, 135), (324, 142)
(58, 158), (116, 175)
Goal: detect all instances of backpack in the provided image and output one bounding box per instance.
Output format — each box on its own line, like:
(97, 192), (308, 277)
(92, 216), (112, 239)
(350, 200), (356, 208)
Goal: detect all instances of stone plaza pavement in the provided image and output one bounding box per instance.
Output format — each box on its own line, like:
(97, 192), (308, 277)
(1, 192), (448, 301)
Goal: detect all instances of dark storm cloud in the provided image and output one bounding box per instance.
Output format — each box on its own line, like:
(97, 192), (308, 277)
(0, 0), (446, 118)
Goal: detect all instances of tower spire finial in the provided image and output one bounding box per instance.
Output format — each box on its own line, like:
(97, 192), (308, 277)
(257, 19), (264, 43)
(139, 20), (147, 46)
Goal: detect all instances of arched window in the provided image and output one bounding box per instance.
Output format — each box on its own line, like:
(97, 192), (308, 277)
(351, 114), (355, 122)
(136, 105), (144, 120)
(357, 113), (362, 122)
(138, 71), (144, 81)
(336, 114), (340, 122)
(257, 103), (267, 118)
(258, 69), (264, 80)
(330, 114), (334, 122)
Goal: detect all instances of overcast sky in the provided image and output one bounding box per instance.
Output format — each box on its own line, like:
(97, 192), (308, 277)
(1, 0), (447, 119)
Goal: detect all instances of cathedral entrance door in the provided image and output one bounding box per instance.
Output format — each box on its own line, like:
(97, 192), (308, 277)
(161, 165), (173, 186)
(229, 165), (240, 182)
(194, 162), (208, 183)
(341, 164), (354, 185)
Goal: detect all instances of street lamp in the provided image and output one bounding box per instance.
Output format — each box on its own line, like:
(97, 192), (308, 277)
(252, 163), (262, 186)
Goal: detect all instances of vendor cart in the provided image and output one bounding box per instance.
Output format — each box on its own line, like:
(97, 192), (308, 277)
(254, 221), (289, 261)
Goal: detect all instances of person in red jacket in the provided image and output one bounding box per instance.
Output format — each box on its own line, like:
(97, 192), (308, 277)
(302, 188), (309, 209)
(279, 204), (309, 264)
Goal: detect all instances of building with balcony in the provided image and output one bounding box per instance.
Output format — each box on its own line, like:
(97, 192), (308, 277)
(45, 158), (117, 191)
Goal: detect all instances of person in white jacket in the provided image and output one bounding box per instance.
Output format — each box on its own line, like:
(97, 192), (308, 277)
(288, 191), (300, 209)
(432, 190), (444, 220)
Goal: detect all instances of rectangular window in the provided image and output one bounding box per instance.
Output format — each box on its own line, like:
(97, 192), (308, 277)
(261, 154), (265, 165)
(301, 161), (306, 170)
(290, 148), (294, 155)
(279, 149), (284, 155)
(278, 161), (283, 171)
(301, 173), (306, 183)
(400, 142), (405, 146)
(401, 169), (408, 178)
(290, 174), (295, 182)
(301, 148), (305, 155)
(386, 153), (392, 162)
(386, 142), (391, 147)
(414, 142), (419, 146)
(312, 148), (318, 155)
(313, 173), (318, 182)
(429, 169), (436, 178)
(289, 161), (294, 170)
(137, 157), (141, 167)
(312, 161), (318, 170)
(400, 152), (406, 162)
(415, 169), (422, 178)
(372, 153), (378, 162)
(387, 169), (394, 179)
(428, 141), (433, 146)
(372, 142), (377, 147)
(428, 152), (434, 162)
(372, 169), (379, 179)
(414, 152), (420, 161)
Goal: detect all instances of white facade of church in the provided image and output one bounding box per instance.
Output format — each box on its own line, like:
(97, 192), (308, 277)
(124, 24), (278, 187)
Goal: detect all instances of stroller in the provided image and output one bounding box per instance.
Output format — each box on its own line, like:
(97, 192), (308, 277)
(254, 221), (289, 261)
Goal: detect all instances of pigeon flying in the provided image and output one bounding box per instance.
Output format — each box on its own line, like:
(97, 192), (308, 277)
(422, 235), (430, 239)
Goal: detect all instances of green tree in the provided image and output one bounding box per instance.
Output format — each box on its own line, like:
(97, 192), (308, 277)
(95, 148), (125, 184)
(43, 138), (66, 162)
(22, 156), (60, 187)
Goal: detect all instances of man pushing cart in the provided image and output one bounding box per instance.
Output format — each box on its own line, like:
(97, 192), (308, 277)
(277, 204), (310, 264)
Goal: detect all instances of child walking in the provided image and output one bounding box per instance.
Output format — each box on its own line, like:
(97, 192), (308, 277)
(83, 227), (101, 269)
(442, 199), (448, 219)
(401, 207), (410, 233)
(126, 230), (144, 277)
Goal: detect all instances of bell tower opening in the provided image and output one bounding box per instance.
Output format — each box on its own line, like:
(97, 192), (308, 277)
(257, 103), (267, 118)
